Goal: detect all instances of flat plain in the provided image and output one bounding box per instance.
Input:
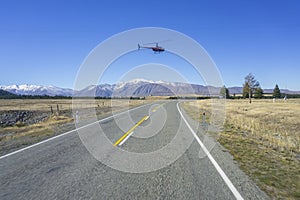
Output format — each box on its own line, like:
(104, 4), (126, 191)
(1, 98), (299, 199)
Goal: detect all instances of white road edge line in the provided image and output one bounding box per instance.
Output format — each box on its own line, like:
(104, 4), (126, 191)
(177, 102), (244, 200)
(0, 103), (152, 160)
(118, 131), (134, 146)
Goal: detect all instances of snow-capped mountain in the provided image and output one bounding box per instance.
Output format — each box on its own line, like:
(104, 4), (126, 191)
(1, 80), (299, 97)
(74, 84), (114, 97)
(77, 79), (220, 97)
(0, 84), (73, 96)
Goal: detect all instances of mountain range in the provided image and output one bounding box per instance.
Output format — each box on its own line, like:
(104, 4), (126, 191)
(1, 79), (299, 97)
(0, 84), (73, 96)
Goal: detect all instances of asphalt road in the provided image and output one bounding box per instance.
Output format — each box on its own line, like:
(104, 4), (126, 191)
(0, 101), (269, 199)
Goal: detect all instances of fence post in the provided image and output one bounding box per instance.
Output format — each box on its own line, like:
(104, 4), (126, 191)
(75, 110), (79, 123)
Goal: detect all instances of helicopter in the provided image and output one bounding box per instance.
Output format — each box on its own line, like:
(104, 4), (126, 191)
(138, 43), (165, 53)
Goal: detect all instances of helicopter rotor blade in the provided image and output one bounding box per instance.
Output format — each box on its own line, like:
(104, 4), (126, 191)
(157, 39), (172, 43)
(142, 40), (171, 46)
(142, 42), (157, 45)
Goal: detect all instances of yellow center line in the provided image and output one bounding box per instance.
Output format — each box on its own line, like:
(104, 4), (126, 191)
(152, 105), (161, 112)
(113, 115), (149, 147)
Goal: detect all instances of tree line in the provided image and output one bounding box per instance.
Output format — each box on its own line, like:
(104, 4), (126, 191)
(0, 90), (73, 99)
(220, 73), (299, 102)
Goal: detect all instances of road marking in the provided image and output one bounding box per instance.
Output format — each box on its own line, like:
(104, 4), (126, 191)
(151, 103), (165, 114)
(0, 103), (152, 160)
(152, 104), (162, 113)
(177, 103), (244, 200)
(113, 115), (149, 147)
(119, 131), (134, 146)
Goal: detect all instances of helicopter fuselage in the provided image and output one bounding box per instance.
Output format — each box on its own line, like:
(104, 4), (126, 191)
(138, 43), (165, 53)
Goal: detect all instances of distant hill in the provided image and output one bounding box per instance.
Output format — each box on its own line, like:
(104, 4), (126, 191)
(76, 79), (300, 97)
(1, 80), (300, 97)
(0, 89), (18, 98)
(228, 87), (300, 95)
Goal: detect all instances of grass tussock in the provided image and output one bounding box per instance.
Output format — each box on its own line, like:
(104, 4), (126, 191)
(183, 99), (300, 199)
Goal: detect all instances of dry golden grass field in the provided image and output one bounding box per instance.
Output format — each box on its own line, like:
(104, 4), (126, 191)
(0, 99), (149, 112)
(183, 99), (300, 199)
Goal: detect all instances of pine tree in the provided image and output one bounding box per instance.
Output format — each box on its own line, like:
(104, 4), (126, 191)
(273, 84), (281, 98)
(254, 87), (263, 99)
(220, 85), (230, 99)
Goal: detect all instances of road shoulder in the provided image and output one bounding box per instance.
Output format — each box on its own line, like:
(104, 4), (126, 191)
(179, 102), (270, 200)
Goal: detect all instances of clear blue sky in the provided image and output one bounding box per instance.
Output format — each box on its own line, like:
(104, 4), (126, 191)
(0, 0), (299, 90)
